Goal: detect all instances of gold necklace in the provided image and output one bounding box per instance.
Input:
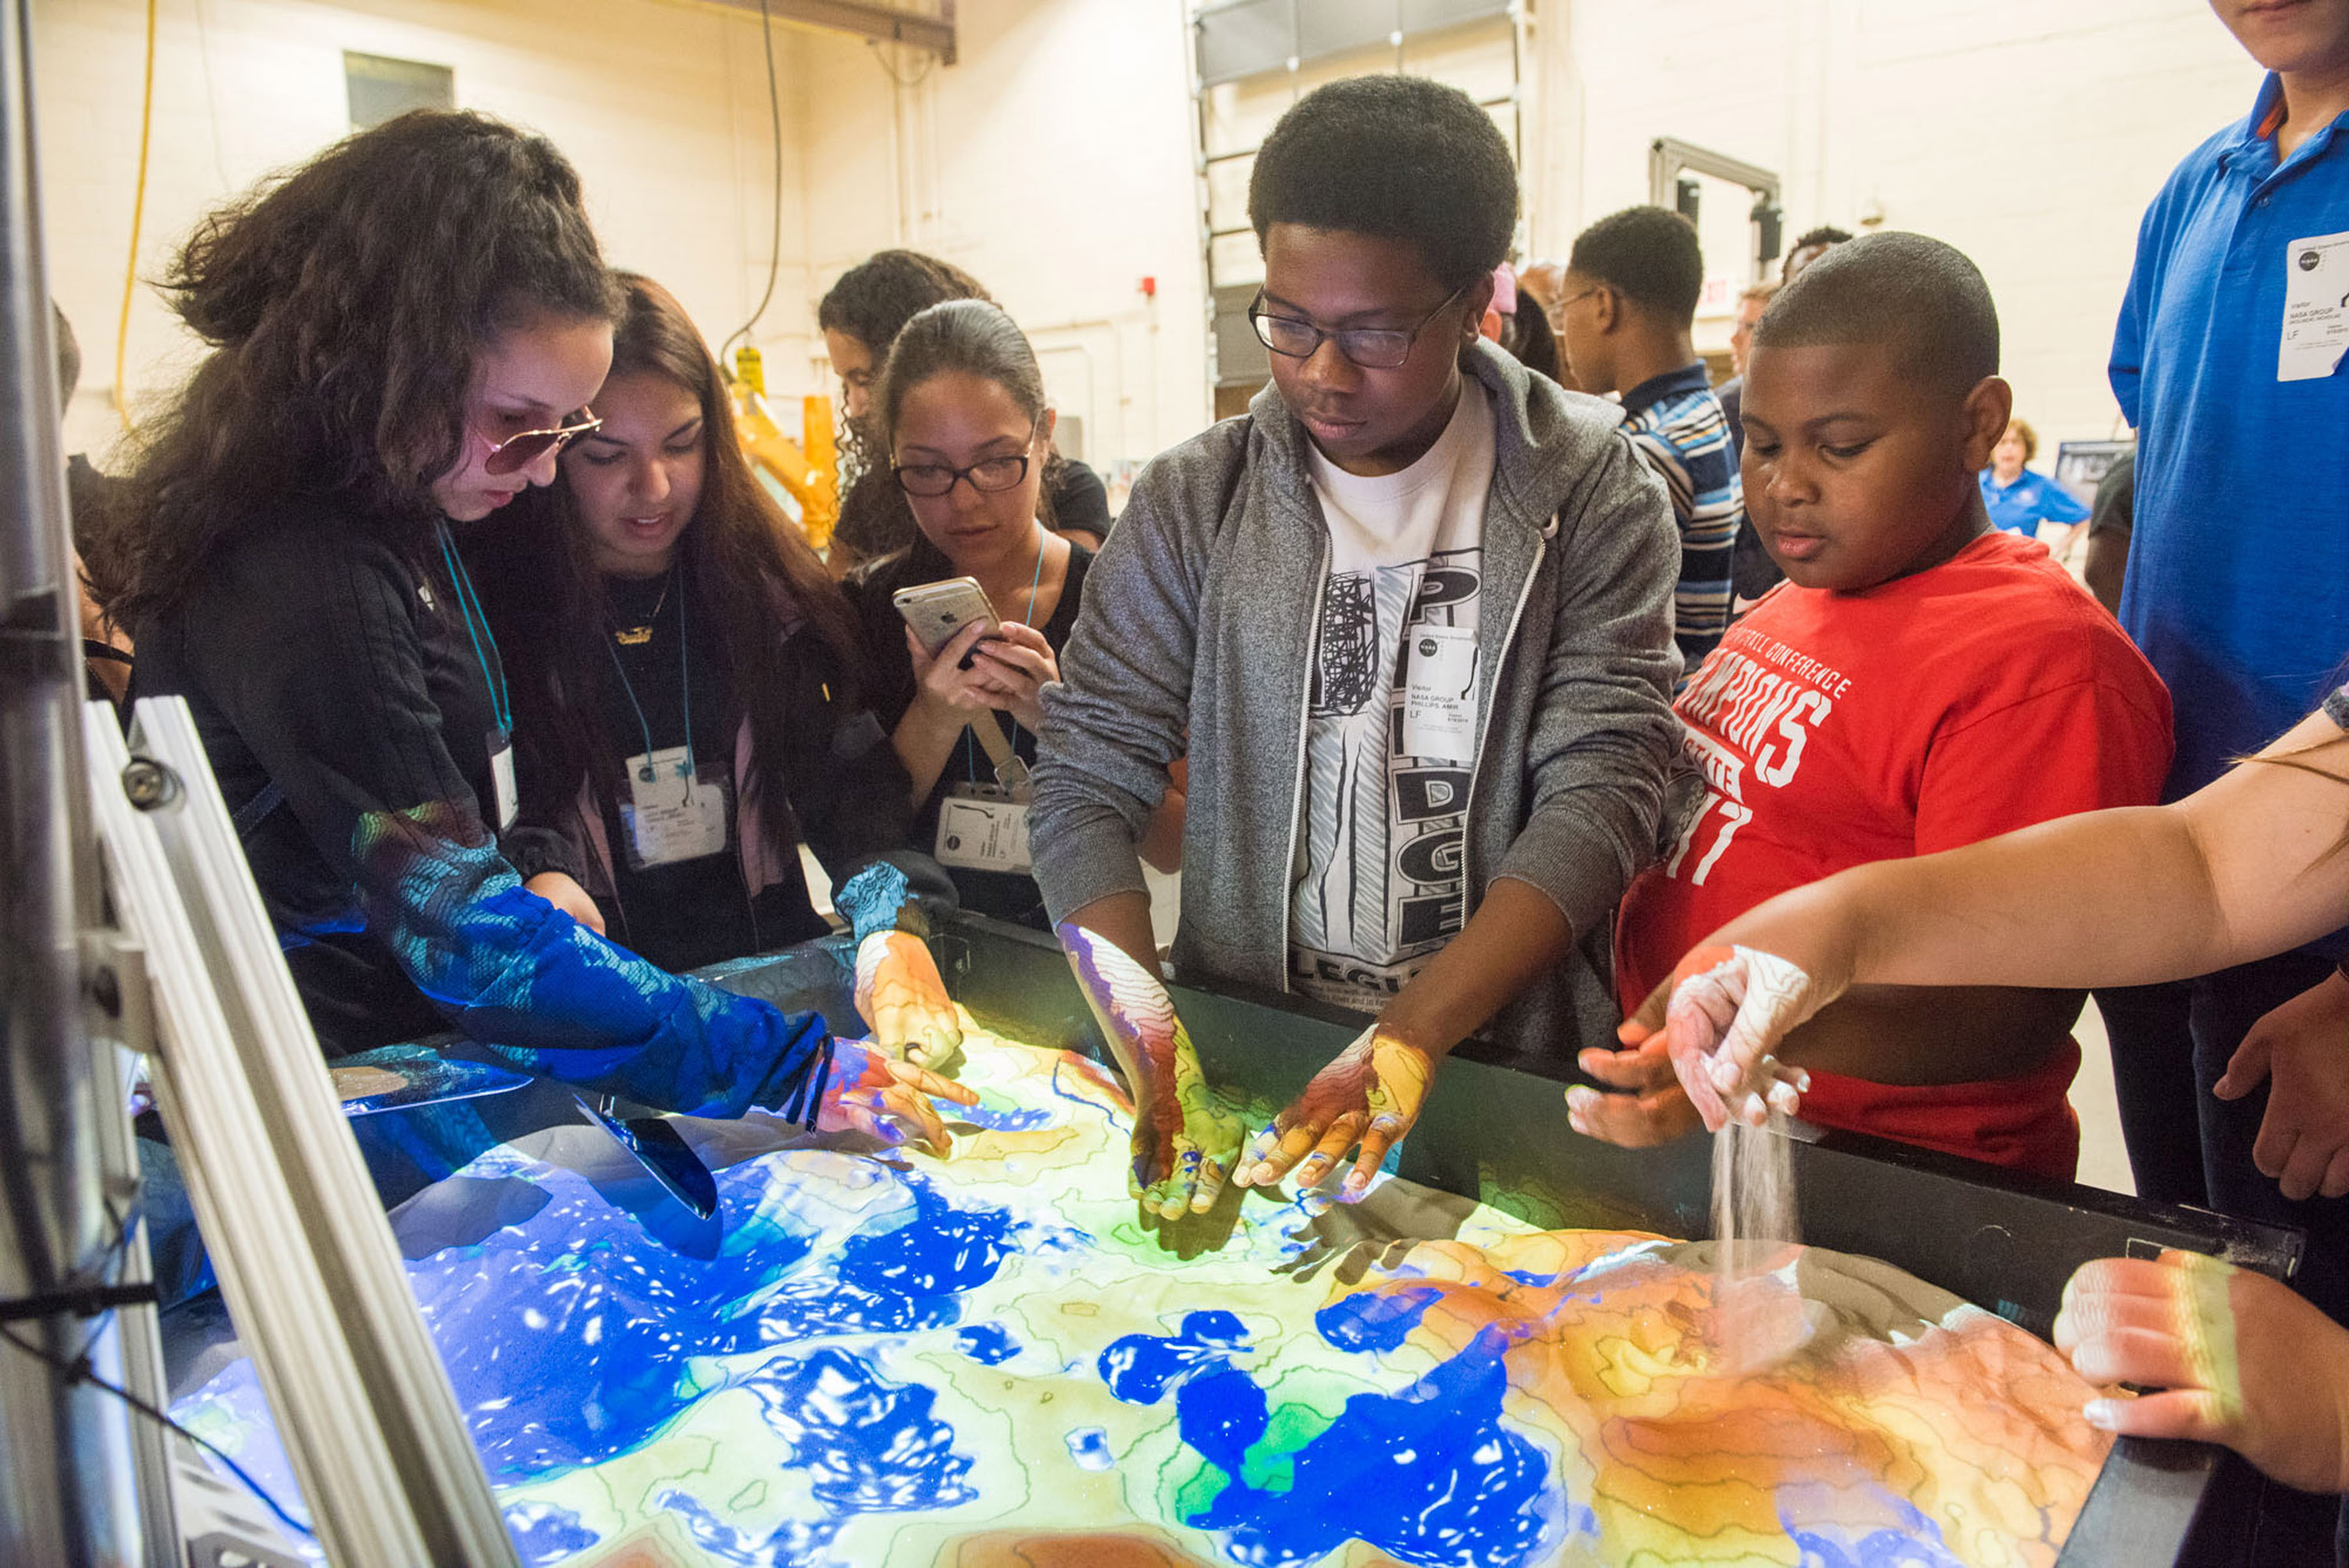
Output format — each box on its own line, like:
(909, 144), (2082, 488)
(612, 567), (674, 647)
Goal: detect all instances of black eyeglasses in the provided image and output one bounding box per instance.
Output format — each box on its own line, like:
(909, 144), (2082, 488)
(475, 410), (602, 475)
(1247, 283), (1469, 370)
(892, 452), (1031, 499)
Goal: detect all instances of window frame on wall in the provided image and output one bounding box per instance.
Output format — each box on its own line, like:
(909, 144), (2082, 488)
(1187, 0), (1525, 419)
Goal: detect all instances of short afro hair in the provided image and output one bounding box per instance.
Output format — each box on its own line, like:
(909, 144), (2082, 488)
(1248, 74), (1517, 295)
(1792, 225), (1853, 253)
(817, 250), (990, 355)
(1567, 206), (1704, 322)
(1755, 230), (1999, 398)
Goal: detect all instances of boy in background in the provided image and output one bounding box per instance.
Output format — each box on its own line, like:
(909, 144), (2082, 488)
(1573, 232), (2172, 1182)
(1554, 207), (1741, 673)
(1034, 76), (1681, 1217)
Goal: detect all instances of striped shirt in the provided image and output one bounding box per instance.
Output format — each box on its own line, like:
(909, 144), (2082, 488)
(1621, 363), (1741, 679)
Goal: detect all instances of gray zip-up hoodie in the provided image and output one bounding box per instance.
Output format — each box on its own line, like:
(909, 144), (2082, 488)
(1032, 340), (1682, 1075)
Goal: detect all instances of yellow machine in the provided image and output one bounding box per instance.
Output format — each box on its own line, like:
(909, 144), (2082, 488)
(730, 345), (839, 552)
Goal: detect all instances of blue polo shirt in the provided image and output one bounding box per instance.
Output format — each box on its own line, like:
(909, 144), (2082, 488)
(2111, 72), (2349, 804)
(1979, 469), (2090, 535)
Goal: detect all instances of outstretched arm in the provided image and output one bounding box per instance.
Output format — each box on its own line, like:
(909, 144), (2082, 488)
(1632, 708), (2349, 1126)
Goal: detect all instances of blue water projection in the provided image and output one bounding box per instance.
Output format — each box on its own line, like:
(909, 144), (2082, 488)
(955, 1321), (1020, 1365)
(945, 1098), (1056, 1133)
(503, 1500), (600, 1565)
(1782, 1493), (1967, 1568)
(406, 1154), (1022, 1482)
(654, 1345), (978, 1567)
(1100, 1308), (1557, 1568)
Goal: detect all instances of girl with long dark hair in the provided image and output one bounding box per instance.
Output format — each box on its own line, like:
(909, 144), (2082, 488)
(114, 112), (963, 1141)
(478, 273), (963, 1065)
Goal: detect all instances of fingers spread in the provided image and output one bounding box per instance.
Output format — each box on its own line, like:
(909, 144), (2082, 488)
(1342, 1115), (1405, 1199)
(882, 1085), (952, 1155)
(1243, 1118), (1326, 1188)
(1289, 1114), (1366, 1190)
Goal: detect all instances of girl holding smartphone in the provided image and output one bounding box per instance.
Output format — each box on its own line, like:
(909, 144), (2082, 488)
(847, 301), (1179, 927)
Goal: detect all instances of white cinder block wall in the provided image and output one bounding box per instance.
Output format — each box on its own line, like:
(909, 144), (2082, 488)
(34, 0), (2267, 477)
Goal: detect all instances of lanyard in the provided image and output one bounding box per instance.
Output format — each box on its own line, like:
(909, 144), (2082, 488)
(963, 528), (1048, 787)
(433, 521), (511, 734)
(605, 563), (694, 782)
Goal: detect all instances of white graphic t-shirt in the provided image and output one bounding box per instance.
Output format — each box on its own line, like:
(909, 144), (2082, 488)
(1288, 384), (1496, 1012)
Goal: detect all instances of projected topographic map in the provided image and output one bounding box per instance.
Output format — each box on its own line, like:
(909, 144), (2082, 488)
(171, 1015), (2112, 1567)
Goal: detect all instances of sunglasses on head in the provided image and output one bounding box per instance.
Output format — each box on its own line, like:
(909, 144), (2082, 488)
(477, 409), (601, 475)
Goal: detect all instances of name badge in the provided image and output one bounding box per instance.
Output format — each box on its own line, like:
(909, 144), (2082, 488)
(935, 786), (1033, 873)
(487, 726), (519, 833)
(619, 746), (728, 869)
(2281, 231), (2349, 382)
(1402, 623), (1478, 763)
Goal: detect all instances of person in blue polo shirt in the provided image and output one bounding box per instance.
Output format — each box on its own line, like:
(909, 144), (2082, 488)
(1556, 206), (1741, 675)
(2099, 2), (2349, 1558)
(1979, 417), (2089, 549)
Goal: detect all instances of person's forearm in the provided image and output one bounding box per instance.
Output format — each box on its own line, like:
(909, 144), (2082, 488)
(1734, 809), (2215, 996)
(889, 701), (962, 806)
(1059, 892), (1173, 1117)
(1138, 788), (1186, 874)
(1381, 877), (1573, 1057)
(1819, 717), (2349, 989)
(1061, 890), (1157, 978)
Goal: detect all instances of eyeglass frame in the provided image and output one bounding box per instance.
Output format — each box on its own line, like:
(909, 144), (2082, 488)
(1246, 281), (1473, 371)
(474, 409), (603, 476)
(890, 445), (1037, 499)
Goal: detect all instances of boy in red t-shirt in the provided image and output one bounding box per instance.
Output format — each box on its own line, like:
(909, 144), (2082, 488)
(1571, 232), (2173, 1181)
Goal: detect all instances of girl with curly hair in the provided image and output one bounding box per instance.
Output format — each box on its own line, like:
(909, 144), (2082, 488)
(115, 113), (964, 1147)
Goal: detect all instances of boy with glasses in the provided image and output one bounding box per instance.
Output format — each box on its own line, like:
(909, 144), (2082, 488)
(1032, 75), (1681, 1218)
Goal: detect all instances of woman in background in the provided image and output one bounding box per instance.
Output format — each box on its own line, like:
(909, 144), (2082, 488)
(819, 250), (1111, 571)
(846, 301), (1180, 928)
(1979, 417), (2089, 555)
(476, 273), (963, 1065)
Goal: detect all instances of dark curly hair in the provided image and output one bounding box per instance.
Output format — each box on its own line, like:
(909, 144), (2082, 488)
(99, 110), (621, 630)
(816, 250), (991, 360)
(1247, 75), (1517, 294)
(817, 250), (991, 513)
(1568, 205), (1705, 322)
(475, 275), (870, 849)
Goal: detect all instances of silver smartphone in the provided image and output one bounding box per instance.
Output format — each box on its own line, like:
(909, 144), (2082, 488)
(892, 576), (1003, 661)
